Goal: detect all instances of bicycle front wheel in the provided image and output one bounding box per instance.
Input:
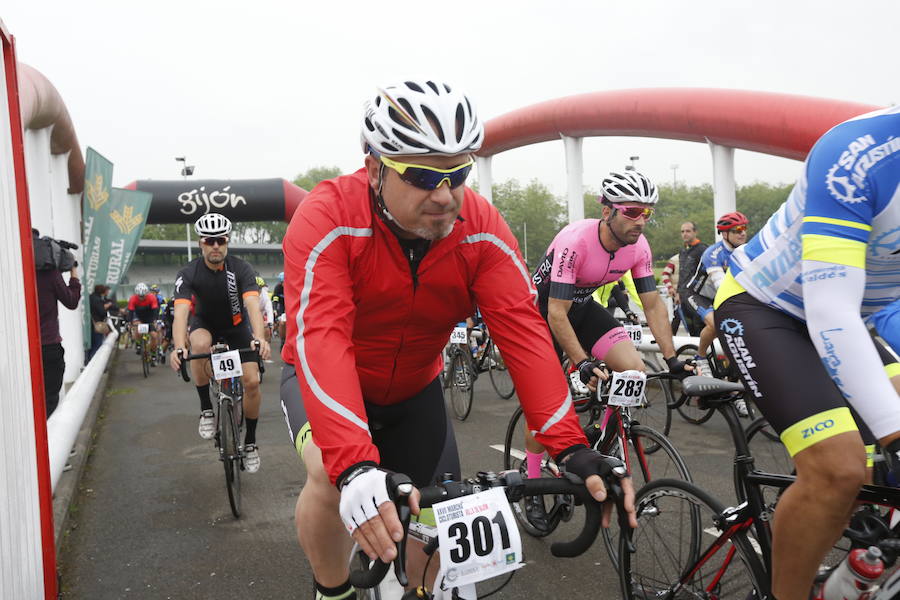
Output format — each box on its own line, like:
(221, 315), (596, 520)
(448, 352), (474, 421)
(220, 401), (242, 518)
(599, 423), (693, 570)
(629, 358), (673, 446)
(502, 406), (567, 537)
(619, 478), (768, 599)
(487, 340), (515, 400)
(142, 346), (150, 378)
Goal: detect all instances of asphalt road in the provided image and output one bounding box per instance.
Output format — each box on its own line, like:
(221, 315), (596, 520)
(58, 348), (760, 599)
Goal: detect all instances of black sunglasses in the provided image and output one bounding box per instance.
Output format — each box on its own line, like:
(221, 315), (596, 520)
(201, 236), (229, 246)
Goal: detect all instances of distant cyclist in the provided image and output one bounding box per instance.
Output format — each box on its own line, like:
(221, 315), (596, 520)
(684, 212), (749, 384)
(127, 282), (160, 360)
(255, 275), (275, 346)
(523, 170), (694, 529)
(714, 106), (900, 600)
(272, 272), (286, 343)
(169, 213), (271, 473)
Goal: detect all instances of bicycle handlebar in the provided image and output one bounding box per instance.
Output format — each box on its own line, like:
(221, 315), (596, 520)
(349, 469), (622, 590)
(177, 344), (262, 383)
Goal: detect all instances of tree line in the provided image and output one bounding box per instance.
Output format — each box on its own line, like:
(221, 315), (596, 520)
(142, 166), (792, 268)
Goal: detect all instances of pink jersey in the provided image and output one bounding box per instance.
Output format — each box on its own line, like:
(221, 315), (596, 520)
(532, 219), (656, 309)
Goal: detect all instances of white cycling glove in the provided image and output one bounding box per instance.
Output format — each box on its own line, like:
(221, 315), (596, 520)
(339, 466), (391, 535)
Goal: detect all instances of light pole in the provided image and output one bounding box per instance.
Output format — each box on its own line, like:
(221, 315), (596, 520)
(671, 163), (679, 188)
(626, 155), (639, 171)
(175, 157), (195, 261)
(523, 220), (528, 266)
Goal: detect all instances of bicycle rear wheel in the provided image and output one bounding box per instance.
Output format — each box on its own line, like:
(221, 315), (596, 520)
(448, 351), (475, 421)
(220, 400), (242, 518)
(619, 478), (768, 599)
(599, 423), (693, 570)
(487, 340), (515, 400)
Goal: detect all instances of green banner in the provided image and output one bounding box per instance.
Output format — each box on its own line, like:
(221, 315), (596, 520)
(82, 148), (115, 346)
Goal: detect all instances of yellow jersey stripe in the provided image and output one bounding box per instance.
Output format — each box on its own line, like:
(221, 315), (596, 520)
(802, 216), (872, 232)
(887, 363), (900, 379)
(713, 271), (747, 309)
(781, 407), (858, 456)
(801, 234), (866, 269)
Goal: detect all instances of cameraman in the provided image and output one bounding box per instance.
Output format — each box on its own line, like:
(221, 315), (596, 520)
(33, 229), (81, 418)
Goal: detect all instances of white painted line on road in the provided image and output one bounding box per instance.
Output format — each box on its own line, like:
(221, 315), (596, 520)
(490, 444), (523, 460)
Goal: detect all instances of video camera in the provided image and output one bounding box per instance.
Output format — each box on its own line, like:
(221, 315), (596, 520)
(32, 229), (79, 271)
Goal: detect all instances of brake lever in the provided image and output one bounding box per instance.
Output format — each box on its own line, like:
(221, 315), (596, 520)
(387, 473), (414, 587)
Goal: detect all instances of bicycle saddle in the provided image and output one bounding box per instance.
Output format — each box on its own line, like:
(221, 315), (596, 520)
(682, 376), (746, 397)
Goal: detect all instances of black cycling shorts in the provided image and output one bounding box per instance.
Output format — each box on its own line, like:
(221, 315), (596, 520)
(280, 365), (461, 488)
(685, 292), (714, 321)
(540, 299), (629, 363)
(714, 292), (890, 457)
(189, 315), (254, 354)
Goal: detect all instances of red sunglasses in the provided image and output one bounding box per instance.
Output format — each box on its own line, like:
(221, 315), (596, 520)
(616, 204), (654, 221)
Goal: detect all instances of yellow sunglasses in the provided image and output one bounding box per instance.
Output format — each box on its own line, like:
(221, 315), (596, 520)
(379, 155), (474, 190)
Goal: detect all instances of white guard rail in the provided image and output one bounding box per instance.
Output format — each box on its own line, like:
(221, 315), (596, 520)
(46, 326), (118, 491)
(637, 332), (723, 357)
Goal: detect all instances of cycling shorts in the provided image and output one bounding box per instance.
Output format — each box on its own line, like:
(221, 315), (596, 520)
(189, 315), (254, 355)
(714, 292), (891, 457)
(541, 298), (630, 362)
(280, 365), (461, 488)
(685, 292), (714, 321)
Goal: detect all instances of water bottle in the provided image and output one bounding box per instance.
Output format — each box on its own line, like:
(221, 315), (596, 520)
(821, 546), (884, 600)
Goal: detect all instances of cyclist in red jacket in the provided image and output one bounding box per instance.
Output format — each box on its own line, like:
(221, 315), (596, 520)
(279, 79), (637, 600)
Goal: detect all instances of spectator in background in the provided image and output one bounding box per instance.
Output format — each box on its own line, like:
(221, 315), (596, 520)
(660, 253), (681, 333)
(36, 255), (81, 418)
(676, 221), (707, 335)
(88, 284), (113, 362)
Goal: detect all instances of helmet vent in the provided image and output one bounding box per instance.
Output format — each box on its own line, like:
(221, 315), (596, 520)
(393, 129), (427, 150)
(405, 81), (424, 93)
(389, 106), (418, 132)
(420, 105), (445, 144)
(426, 80), (440, 94)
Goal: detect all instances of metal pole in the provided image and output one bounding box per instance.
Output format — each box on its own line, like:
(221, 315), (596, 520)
(707, 140), (736, 239)
(475, 155), (493, 204)
(561, 135), (584, 223)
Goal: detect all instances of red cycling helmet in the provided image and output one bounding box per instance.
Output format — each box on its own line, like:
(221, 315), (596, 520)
(716, 211), (749, 232)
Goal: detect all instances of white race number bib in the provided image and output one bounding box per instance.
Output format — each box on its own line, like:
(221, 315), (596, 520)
(136, 323), (149, 334)
(450, 327), (468, 345)
(608, 370), (647, 407)
(624, 323), (642, 347)
(211, 350), (243, 381)
(435, 487), (523, 588)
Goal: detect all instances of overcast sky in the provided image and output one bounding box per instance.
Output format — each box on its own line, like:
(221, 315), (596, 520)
(5, 1), (898, 196)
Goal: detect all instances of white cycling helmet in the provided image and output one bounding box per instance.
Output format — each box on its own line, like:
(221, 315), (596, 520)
(194, 213), (232, 237)
(135, 282), (149, 297)
(361, 80), (484, 156)
(600, 171), (659, 205)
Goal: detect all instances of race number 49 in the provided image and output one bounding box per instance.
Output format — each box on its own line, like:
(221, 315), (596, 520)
(211, 349), (242, 381)
(435, 487), (523, 588)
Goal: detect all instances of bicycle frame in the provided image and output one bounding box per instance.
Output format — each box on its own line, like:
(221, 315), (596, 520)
(652, 396), (900, 596)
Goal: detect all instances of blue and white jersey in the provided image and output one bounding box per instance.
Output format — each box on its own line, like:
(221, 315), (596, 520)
(688, 239), (734, 299)
(726, 106), (900, 322)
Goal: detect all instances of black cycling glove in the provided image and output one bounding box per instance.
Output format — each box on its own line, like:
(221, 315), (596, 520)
(576, 359), (604, 385)
(666, 355), (694, 381)
(557, 445), (628, 481)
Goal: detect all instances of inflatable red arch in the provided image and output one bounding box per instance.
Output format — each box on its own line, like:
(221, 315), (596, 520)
(477, 88), (881, 160)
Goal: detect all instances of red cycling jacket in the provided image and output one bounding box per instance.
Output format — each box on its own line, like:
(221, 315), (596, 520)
(282, 169), (587, 484)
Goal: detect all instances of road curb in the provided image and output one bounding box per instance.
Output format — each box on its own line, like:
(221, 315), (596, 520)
(52, 349), (119, 555)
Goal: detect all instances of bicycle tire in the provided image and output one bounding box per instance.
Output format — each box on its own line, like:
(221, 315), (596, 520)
(619, 478), (769, 599)
(487, 339), (515, 400)
(599, 423), (693, 570)
(502, 405), (566, 537)
(142, 345), (150, 378)
(448, 351), (474, 421)
(220, 399), (242, 518)
(737, 417), (793, 506)
(629, 358), (673, 446)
